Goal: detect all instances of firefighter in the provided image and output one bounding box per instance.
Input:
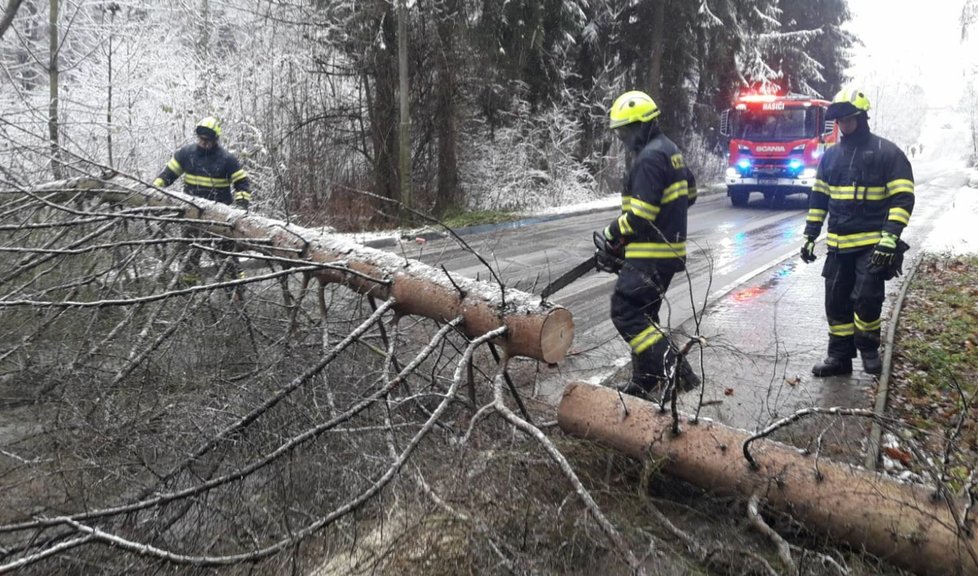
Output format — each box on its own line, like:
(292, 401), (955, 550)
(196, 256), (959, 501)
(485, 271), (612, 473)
(596, 90), (700, 399)
(153, 117), (252, 290)
(800, 88), (914, 376)
(153, 116), (252, 209)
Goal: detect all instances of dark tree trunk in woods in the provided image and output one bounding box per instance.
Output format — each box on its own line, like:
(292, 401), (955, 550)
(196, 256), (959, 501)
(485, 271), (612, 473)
(432, 0), (461, 216)
(368, 0), (401, 211)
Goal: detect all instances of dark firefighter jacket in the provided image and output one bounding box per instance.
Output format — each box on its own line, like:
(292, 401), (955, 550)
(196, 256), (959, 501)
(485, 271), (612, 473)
(153, 143), (251, 205)
(605, 123), (697, 269)
(804, 127), (914, 252)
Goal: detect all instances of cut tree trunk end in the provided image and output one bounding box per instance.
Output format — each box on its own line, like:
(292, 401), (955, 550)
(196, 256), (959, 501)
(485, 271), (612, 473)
(557, 382), (978, 576)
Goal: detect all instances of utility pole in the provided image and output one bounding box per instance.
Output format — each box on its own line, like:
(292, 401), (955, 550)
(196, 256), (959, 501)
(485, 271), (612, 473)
(398, 0), (412, 221)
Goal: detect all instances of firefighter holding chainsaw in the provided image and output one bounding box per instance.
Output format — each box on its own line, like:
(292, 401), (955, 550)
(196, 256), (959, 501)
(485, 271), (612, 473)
(596, 90), (700, 399)
(800, 88), (914, 377)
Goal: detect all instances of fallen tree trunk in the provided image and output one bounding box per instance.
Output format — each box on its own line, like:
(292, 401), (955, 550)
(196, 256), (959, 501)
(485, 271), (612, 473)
(557, 382), (978, 576)
(29, 177), (573, 363)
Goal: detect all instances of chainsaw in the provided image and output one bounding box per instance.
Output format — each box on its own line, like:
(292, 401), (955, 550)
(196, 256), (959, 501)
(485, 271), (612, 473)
(540, 231), (621, 299)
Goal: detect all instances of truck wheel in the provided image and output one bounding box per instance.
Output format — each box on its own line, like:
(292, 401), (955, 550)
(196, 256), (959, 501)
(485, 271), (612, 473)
(730, 190), (750, 207)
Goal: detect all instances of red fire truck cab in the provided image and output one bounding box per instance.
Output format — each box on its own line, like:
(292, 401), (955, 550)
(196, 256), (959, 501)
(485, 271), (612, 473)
(720, 93), (838, 207)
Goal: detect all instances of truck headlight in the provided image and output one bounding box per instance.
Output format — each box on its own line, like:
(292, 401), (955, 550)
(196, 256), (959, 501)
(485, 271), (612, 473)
(801, 168), (817, 178)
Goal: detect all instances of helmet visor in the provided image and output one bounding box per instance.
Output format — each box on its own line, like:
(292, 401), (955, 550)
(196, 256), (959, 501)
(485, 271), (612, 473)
(195, 125), (218, 140)
(825, 101), (862, 121)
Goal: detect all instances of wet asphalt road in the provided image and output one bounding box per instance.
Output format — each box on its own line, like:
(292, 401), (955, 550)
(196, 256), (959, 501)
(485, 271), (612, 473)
(393, 161), (977, 431)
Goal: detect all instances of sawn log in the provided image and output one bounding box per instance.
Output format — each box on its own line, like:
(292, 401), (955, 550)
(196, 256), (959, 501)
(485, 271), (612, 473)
(557, 382), (978, 576)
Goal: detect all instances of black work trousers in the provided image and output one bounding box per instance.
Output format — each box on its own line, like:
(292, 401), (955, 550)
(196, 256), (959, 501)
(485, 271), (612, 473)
(821, 248), (885, 359)
(610, 262), (676, 386)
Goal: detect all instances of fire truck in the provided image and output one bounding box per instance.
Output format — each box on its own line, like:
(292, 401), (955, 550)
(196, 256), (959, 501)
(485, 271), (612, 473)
(720, 93), (838, 207)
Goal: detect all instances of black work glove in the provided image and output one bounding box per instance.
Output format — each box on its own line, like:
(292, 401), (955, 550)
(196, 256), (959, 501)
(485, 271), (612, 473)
(800, 236), (817, 263)
(870, 232), (898, 268)
(594, 228), (623, 274)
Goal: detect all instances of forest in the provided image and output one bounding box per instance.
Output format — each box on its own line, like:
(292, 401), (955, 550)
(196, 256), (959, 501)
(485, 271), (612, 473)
(1, 0), (854, 229)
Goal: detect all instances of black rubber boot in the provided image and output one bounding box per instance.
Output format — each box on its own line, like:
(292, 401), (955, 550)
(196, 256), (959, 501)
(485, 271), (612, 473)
(811, 356), (853, 377)
(861, 349), (882, 376)
(677, 356), (702, 392)
(619, 354), (663, 400)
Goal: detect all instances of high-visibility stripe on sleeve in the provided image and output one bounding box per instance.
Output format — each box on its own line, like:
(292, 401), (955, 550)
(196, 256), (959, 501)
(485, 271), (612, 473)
(886, 179), (914, 195)
(812, 180), (830, 195)
(231, 169), (248, 184)
(687, 185), (698, 202)
(661, 180), (689, 204)
(166, 158), (184, 175)
(618, 213), (633, 235)
(621, 196), (632, 212)
(806, 208), (827, 224)
(234, 191), (252, 202)
(628, 197), (660, 221)
(888, 207), (911, 225)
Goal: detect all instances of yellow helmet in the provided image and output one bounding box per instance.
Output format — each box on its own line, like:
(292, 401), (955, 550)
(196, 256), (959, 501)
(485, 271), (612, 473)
(195, 116), (222, 139)
(608, 91), (660, 129)
(826, 88), (871, 120)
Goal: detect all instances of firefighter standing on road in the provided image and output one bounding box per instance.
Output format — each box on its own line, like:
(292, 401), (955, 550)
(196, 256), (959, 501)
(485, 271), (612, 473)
(800, 88), (914, 377)
(596, 90), (700, 399)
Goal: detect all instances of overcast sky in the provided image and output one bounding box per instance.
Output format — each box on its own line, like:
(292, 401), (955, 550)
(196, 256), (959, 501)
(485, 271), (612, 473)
(845, 0), (974, 107)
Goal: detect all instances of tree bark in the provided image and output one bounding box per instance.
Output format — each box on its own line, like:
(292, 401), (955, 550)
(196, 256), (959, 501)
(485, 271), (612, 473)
(557, 382), (978, 576)
(431, 0), (460, 217)
(0, 0), (25, 40)
(647, 0), (665, 102)
(34, 178), (574, 363)
(48, 0), (62, 179)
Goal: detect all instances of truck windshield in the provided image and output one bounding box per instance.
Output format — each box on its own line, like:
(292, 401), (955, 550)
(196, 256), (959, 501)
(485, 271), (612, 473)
(733, 107), (817, 142)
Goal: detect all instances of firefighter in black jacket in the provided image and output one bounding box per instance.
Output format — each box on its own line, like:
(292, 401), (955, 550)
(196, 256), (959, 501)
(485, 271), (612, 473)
(800, 88), (914, 376)
(153, 116), (252, 210)
(154, 117), (252, 289)
(597, 90), (700, 399)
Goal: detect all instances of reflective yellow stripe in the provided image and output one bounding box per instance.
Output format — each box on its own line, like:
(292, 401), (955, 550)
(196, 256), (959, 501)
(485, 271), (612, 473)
(888, 207), (911, 225)
(886, 179), (914, 195)
(661, 180), (689, 204)
(166, 158), (183, 175)
(234, 191), (252, 201)
(854, 313), (881, 332)
(630, 324), (666, 354)
(231, 169), (248, 183)
(624, 242), (686, 259)
(185, 174), (231, 187)
(628, 197), (660, 221)
(152, 178), (165, 187)
(806, 208), (826, 223)
(618, 213), (633, 235)
(813, 180), (830, 195)
(826, 230), (881, 249)
(828, 185), (887, 200)
(621, 196), (632, 212)
(688, 185), (698, 202)
(828, 322), (855, 337)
